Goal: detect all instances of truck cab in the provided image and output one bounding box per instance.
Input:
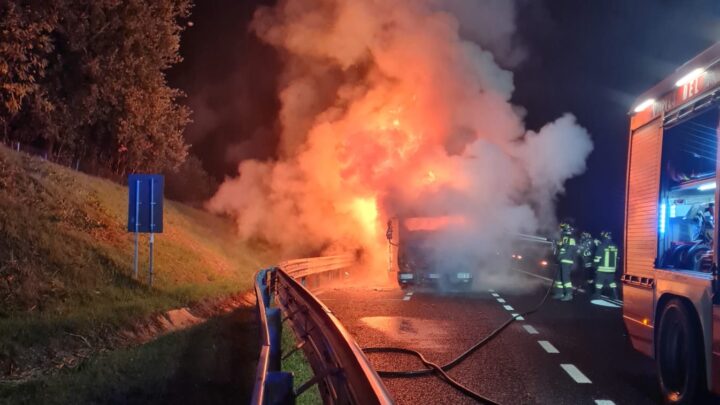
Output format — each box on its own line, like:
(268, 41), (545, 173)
(387, 216), (473, 290)
(623, 42), (720, 404)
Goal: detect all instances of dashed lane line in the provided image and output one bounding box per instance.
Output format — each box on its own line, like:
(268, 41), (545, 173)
(497, 298), (506, 303)
(511, 313), (525, 321)
(594, 401), (615, 405)
(561, 364), (592, 384)
(503, 305), (515, 311)
(523, 325), (539, 334)
(538, 340), (559, 353)
(491, 293), (500, 297)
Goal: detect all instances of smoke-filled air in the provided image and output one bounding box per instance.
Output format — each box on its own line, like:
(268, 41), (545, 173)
(208, 0), (594, 285)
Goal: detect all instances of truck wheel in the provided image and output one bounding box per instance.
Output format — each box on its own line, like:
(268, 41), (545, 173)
(656, 299), (706, 404)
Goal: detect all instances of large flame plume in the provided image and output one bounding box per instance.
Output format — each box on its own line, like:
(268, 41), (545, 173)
(209, 0), (593, 281)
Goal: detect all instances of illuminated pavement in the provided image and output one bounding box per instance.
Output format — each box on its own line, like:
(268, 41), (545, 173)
(315, 268), (668, 405)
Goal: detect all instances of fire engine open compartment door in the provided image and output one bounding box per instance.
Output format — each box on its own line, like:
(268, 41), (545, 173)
(623, 118), (663, 357)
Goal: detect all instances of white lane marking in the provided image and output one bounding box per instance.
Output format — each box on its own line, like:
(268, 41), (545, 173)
(511, 313), (525, 321)
(538, 340), (559, 353)
(523, 325), (539, 334)
(407, 292), (414, 296)
(403, 295), (411, 301)
(561, 364), (592, 383)
(503, 305), (514, 311)
(491, 293), (499, 297)
(497, 298), (506, 303)
(595, 401), (615, 405)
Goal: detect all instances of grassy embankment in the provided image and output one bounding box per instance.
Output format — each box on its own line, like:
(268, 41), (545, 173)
(0, 144), (275, 343)
(0, 143), (281, 393)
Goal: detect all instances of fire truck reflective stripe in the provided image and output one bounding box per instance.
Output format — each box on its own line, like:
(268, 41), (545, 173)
(595, 400), (615, 405)
(538, 340), (559, 353)
(503, 305), (514, 311)
(523, 325), (539, 334)
(561, 364), (592, 383)
(497, 298), (506, 303)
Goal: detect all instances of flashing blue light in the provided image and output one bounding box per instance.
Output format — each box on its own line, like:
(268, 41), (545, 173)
(669, 204), (676, 218)
(659, 203), (667, 234)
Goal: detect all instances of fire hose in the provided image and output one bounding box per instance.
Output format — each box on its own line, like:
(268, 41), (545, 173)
(362, 265), (559, 404)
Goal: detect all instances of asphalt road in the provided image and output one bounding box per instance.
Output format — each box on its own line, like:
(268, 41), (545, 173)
(315, 266), (681, 405)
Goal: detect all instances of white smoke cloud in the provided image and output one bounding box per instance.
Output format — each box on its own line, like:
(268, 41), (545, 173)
(208, 0), (593, 284)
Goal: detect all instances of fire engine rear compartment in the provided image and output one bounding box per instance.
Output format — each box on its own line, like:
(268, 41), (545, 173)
(657, 107), (718, 272)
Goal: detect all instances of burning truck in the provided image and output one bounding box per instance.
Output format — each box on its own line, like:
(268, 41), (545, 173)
(386, 216), (473, 289)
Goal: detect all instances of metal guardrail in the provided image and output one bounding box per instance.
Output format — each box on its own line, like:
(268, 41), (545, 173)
(252, 255), (393, 405)
(280, 254), (356, 279)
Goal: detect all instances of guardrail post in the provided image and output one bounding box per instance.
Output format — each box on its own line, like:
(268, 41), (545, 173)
(257, 270), (271, 306)
(265, 371), (294, 404)
(267, 307), (282, 372)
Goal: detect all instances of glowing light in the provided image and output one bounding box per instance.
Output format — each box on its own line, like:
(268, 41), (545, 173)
(642, 318), (650, 326)
(517, 255), (523, 260)
(697, 182), (716, 191)
(633, 98), (655, 113)
(392, 118), (400, 127)
(659, 203), (666, 234)
(426, 170), (437, 184)
(540, 260), (548, 267)
(351, 197), (378, 235)
(675, 68), (705, 87)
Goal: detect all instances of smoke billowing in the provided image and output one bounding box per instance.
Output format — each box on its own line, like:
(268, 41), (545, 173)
(208, 0), (593, 282)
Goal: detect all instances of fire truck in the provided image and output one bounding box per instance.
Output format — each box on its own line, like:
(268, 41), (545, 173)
(624, 42), (720, 403)
(386, 216), (473, 289)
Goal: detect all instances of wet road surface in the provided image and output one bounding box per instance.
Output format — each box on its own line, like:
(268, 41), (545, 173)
(316, 268), (667, 404)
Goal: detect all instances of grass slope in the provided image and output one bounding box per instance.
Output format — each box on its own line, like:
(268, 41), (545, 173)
(0, 144), (275, 361)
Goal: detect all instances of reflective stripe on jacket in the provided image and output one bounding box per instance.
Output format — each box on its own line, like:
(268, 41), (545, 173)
(594, 241), (618, 273)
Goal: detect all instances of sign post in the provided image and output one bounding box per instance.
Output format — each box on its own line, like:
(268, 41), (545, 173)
(133, 179), (140, 279)
(128, 174), (164, 287)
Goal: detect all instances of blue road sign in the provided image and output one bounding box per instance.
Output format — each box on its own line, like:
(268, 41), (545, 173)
(127, 174), (164, 233)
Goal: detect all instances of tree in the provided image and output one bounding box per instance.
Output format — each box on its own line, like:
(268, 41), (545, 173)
(6, 0), (192, 175)
(0, 2), (54, 140)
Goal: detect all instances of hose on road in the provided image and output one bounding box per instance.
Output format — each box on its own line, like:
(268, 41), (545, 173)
(363, 266), (559, 404)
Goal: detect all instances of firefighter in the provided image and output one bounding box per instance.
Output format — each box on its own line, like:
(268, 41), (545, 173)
(579, 232), (598, 292)
(553, 223), (577, 301)
(592, 231), (619, 300)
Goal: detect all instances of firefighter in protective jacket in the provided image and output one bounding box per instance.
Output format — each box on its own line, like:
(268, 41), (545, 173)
(592, 231), (619, 300)
(579, 232), (599, 292)
(553, 223), (578, 301)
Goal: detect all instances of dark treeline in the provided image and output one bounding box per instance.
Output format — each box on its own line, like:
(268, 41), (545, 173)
(0, 0), (215, 196)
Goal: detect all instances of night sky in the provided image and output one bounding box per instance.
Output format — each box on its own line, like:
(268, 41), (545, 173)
(168, 0), (720, 242)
